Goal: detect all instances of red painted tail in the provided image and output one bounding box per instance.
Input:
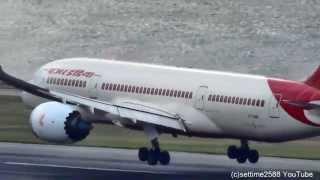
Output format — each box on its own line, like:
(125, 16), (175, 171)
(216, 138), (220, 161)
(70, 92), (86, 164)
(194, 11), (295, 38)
(305, 66), (320, 90)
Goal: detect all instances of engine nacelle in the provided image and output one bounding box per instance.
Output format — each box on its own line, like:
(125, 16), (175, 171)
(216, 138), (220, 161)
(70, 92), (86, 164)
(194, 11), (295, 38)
(30, 102), (92, 143)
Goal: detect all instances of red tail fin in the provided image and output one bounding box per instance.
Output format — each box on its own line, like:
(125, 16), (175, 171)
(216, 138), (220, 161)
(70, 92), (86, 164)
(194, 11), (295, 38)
(305, 66), (320, 89)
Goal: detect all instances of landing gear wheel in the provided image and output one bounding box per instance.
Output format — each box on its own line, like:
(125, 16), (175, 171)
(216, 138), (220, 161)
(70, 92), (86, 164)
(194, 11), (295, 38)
(159, 151), (170, 165)
(138, 147), (148, 162)
(147, 149), (158, 166)
(248, 149), (259, 164)
(236, 148), (247, 164)
(227, 145), (238, 159)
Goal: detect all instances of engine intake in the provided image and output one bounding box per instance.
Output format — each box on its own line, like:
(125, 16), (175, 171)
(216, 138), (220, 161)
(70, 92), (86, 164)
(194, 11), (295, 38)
(65, 111), (92, 142)
(30, 102), (92, 143)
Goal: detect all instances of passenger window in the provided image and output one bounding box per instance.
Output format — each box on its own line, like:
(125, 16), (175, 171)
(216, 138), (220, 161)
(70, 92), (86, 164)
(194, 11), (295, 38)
(208, 94), (212, 101)
(135, 86), (139, 93)
(164, 89), (167, 96)
(102, 83), (105, 90)
(155, 88), (159, 95)
(139, 87), (143, 94)
(232, 97), (235, 104)
(189, 92), (193, 99)
(124, 85), (128, 92)
(147, 88), (150, 94)
(239, 98), (243, 105)
(247, 99), (251, 106)
(212, 95), (216, 102)
(128, 85), (132, 92)
(79, 81), (83, 87)
(220, 95), (224, 102)
(256, 100), (260, 107)
(116, 84), (120, 91)
(75, 80), (79, 87)
(72, 80), (76, 86)
(228, 96), (231, 103)
(83, 81), (87, 88)
(174, 90), (177, 97)
(243, 98), (247, 105)
(57, 79), (61, 85)
(68, 79), (72, 86)
(224, 96), (228, 103)
(181, 91), (185, 98)
(170, 90), (173, 97)
(64, 79), (68, 86)
(185, 92), (189, 98)
(132, 86), (136, 93)
(162, 89), (166, 96)
(252, 99), (256, 106)
(109, 83), (113, 90)
(105, 83), (109, 90)
(235, 97), (239, 104)
(216, 95), (220, 102)
(158, 89), (162, 95)
(261, 100), (265, 107)
(151, 88), (154, 95)
(177, 91), (181, 97)
(120, 84), (124, 91)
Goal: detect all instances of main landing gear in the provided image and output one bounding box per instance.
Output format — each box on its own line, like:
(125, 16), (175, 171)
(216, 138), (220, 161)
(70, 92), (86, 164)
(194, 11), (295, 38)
(138, 139), (170, 166)
(138, 124), (171, 166)
(227, 140), (259, 164)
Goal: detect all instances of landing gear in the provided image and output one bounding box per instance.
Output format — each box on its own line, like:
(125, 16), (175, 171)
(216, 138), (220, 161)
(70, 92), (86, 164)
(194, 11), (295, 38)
(227, 140), (259, 164)
(138, 139), (171, 166)
(138, 125), (171, 166)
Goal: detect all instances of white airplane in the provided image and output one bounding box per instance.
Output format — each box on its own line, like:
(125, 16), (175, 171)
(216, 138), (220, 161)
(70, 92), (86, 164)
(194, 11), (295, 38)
(0, 58), (320, 166)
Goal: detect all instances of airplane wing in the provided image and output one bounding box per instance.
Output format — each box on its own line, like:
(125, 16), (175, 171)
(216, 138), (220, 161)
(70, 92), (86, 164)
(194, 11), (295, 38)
(284, 100), (320, 110)
(0, 66), (187, 132)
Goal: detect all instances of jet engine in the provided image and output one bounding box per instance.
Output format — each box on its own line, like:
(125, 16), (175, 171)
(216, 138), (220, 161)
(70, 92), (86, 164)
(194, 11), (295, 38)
(30, 101), (92, 143)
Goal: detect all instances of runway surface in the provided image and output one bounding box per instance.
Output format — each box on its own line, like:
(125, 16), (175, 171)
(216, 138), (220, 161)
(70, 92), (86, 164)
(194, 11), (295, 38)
(0, 143), (319, 180)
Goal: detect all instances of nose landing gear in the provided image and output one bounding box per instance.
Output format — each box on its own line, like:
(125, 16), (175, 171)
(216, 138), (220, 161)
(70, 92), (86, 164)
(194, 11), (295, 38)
(227, 140), (259, 164)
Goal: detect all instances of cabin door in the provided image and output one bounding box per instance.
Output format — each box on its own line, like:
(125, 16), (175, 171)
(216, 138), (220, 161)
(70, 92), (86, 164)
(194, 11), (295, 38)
(269, 94), (282, 119)
(194, 86), (209, 110)
(88, 75), (102, 99)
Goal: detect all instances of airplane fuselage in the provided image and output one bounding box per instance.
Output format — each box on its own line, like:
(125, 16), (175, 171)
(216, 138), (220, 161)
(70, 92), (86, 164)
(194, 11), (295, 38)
(22, 58), (320, 143)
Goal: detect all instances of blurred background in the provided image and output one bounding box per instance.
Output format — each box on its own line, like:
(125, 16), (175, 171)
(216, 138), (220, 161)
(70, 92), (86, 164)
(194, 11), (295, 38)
(0, 0), (319, 80)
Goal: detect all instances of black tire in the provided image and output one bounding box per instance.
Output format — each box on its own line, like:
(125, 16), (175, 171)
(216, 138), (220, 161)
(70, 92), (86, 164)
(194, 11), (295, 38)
(138, 147), (148, 162)
(227, 145), (238, 159)
(236, 148), (247, 164)
(248, 149), (259, 164)
(147, 149), (158, 165)
(159, 151), (170, 165)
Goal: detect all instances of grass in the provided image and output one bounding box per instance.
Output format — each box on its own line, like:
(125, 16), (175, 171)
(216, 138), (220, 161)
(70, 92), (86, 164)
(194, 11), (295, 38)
(1, 95), (320, 160)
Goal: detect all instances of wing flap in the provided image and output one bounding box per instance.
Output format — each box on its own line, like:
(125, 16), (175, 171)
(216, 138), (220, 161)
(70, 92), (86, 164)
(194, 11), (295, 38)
(52, 91), (187, 131)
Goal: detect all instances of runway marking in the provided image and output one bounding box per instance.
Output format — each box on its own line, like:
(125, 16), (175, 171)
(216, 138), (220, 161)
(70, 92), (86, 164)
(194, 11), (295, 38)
(4, 162), (174, 175)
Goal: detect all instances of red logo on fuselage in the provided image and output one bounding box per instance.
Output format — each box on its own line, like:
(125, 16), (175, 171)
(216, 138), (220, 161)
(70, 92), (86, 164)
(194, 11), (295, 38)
(47, 68), (95, 78)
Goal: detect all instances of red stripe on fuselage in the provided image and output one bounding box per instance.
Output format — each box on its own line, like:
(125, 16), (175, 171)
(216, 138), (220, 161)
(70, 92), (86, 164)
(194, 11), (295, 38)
(267, 79), (320, 127)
